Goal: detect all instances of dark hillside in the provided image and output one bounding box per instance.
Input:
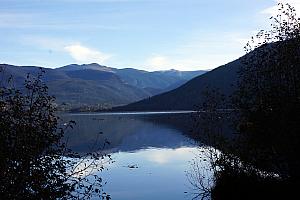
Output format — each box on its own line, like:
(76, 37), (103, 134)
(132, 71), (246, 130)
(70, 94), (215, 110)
(114, 59), (241, 111)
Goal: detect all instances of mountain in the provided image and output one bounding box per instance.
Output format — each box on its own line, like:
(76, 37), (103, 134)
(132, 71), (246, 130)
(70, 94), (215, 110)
(114, 68), (205, 90)
(0, 63), (206, 110)
(57, 63), (114, 72)
(113, 58), (242, 111)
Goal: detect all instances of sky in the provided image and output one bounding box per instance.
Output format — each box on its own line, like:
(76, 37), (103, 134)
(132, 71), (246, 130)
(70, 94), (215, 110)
(0, 0), (299, 71)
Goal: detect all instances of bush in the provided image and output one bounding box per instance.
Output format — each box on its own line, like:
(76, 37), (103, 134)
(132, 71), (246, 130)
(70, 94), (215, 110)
(0, 68), (111, 199)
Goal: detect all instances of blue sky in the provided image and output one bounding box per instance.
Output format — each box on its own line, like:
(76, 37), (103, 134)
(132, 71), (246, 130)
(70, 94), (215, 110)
(0, 0), (299, 71)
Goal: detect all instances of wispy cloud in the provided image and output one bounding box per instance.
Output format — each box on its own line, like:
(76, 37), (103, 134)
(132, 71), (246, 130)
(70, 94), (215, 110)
(0, 12), (35, 28)
(145, 54), (208, 71)
(143, 31), (250, 71)
(64, 44), (112, 64)
(20, 36), (113, 65)
(0, 13), (121, 30)
(146, 55), (170, 71)
(21, 36), (71, 51)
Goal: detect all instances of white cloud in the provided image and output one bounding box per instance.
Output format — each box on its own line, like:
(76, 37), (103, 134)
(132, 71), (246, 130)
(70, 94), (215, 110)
(261, 0), (300, 16)
(20, 36), (113, 66)
(146, 55), (171, 71)
(145, 55), (204, 71)
(64, 44), (112, 64)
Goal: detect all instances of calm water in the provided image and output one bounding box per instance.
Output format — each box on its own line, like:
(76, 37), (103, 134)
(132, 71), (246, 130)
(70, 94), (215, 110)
(62, 112), (211, 200)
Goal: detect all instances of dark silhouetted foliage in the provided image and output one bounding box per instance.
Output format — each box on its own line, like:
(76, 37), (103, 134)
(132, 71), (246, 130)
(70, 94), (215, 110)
(234, 2), (300, 180)
(190, 3), (300, 200)
(0, 68), (111, 199)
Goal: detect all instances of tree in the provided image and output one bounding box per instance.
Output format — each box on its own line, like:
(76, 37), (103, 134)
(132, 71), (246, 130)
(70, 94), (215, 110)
(188, 88), (232, 200)
(0, 67), (111, 199)
(190, 3), (300, 199)
(235, 2), (300, 179)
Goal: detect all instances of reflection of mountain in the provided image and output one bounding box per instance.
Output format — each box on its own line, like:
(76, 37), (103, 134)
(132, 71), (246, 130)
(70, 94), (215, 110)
(61, 113), (194, 153)
(140, 113), (236, 141)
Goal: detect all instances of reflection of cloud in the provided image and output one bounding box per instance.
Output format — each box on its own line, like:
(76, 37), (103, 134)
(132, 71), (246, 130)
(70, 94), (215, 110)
(145, 147), (196, 165)
(67, 157), (110, 178)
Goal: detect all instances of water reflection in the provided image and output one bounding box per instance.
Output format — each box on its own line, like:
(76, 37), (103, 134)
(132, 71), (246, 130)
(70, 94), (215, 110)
(62, 112), (195, 153)
(60, 112), (210, 200)
(101, 147), (204, 200)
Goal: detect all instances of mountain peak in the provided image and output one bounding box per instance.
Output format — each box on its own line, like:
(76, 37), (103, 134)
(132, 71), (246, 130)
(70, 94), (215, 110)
(58, 63), (113, 72)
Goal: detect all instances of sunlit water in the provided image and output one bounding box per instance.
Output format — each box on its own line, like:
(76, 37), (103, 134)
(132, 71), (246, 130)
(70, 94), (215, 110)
(61, 112), (211, 200)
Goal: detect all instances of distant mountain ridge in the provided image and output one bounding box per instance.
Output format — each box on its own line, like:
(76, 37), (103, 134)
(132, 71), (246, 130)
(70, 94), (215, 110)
(54, 63), (207, 91)
(57, 63), (114, 72)
(113, 56), (244, 111)
(0, 63), (206, 110)
(116, 43), (296, 111)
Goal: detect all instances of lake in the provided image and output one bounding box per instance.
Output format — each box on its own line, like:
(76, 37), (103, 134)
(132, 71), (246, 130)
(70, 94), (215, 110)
(62, 112), (212, 200)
